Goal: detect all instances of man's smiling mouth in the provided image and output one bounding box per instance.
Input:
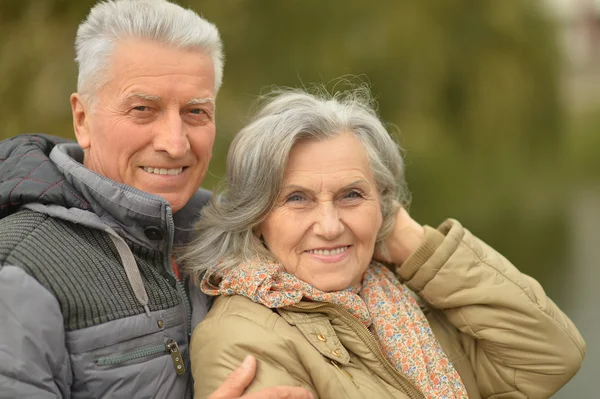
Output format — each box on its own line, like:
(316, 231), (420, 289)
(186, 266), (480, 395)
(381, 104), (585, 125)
(142, 166), (185, 176)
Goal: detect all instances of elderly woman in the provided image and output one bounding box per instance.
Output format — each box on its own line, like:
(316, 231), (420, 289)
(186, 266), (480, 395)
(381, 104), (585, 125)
(184, 89), (584, 399)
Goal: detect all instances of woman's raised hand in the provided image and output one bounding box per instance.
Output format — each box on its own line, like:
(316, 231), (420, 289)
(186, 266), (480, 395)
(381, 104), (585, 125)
(375, 207), (425, 266)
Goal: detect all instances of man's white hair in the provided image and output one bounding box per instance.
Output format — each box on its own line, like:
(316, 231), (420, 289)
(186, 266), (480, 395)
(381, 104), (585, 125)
(75, 0), (224, 103)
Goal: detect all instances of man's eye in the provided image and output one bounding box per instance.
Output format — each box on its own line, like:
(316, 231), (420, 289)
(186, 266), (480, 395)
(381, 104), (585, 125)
(133, 106), (149, 112)
(189, 108), (207, 115)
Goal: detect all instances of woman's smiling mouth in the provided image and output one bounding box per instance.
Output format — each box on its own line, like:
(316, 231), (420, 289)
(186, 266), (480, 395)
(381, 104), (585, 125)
(305, 246), (351, 263)
(306, 246), (350, 256)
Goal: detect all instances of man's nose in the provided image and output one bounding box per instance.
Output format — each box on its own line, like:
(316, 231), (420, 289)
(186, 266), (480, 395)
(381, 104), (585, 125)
(152, 112), (190, 158)
(313, 202), (344, 240)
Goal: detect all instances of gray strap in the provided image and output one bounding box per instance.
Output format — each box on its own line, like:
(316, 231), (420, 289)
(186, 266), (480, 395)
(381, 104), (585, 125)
(106, 228), (151, 317)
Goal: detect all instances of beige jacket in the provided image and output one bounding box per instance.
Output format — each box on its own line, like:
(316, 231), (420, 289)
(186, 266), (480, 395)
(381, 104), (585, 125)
(191, 220), (585, 399)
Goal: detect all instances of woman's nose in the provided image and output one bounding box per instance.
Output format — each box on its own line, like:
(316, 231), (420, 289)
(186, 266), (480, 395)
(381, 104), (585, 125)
(313, 203), (344, 240)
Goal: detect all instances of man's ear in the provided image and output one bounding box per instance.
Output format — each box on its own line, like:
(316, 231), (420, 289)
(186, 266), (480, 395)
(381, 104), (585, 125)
(70, 93), (91, 149)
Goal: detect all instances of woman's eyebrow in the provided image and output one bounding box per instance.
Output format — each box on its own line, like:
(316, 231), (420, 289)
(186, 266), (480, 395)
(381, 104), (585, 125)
(339, 179), (370, 191)
(281, 184), (314, 196)
(281, 180), (370, 195)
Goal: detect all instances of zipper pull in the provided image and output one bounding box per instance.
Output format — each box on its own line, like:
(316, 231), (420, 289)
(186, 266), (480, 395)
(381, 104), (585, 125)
(165, 338), (186, 376)
(330, 359), (359, 389)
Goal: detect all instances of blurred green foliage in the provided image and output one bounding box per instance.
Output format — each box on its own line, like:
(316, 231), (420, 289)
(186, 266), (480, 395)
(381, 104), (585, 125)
(1, 0), (599, 296)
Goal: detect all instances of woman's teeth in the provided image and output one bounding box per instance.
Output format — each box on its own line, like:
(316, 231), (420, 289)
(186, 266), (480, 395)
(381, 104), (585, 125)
(143, 167), (184, 176)
(307, 246), (349, 256)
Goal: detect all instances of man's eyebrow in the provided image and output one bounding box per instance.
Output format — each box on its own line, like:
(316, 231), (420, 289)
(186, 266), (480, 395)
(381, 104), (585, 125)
(186, 98), (214, 106)
(125, 92), (161, 102)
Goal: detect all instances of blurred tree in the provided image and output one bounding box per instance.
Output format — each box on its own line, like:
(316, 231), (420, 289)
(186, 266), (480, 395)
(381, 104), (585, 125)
(190, 0), (568, 290)
(1, 0), (594, 293)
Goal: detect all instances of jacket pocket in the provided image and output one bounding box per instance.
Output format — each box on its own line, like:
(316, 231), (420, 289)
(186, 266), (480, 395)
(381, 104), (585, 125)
(66, 311), (189, 399)
(95, 337), (186, 375)
(95, 342), (166, 366)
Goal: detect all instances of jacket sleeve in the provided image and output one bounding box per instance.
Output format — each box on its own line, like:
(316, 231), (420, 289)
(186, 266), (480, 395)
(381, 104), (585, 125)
(0, 265), (71, 398)
(190, 313), (317, 399)
(398, 219), (585, 399)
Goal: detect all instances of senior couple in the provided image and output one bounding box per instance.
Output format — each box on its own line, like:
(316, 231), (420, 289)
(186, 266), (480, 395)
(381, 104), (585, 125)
(0, 1), (585, 398)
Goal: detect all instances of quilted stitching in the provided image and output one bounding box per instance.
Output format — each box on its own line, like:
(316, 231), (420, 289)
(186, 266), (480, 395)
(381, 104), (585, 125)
(0, 134), (90, 218)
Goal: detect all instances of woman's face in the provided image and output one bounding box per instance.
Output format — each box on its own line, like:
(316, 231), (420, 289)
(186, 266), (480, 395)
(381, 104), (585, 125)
(256, 132), (383, 292)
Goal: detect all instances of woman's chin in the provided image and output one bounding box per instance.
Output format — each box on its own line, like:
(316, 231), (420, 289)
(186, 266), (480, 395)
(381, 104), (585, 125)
(305, 275), (361, 293)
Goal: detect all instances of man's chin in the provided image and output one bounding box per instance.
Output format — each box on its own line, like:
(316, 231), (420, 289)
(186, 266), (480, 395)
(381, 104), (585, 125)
(131, 186), (190, 213)
(158, 193), (189, 213)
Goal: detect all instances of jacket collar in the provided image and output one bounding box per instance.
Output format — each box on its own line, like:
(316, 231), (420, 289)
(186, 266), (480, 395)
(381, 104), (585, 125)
(49, 142), (211, 250)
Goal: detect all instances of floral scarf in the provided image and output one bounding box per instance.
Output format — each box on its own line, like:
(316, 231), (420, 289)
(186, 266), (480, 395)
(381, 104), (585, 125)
(201, 260), (468, 399)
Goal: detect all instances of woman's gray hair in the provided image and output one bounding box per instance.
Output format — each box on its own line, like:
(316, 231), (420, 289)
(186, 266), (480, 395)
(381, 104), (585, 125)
(182, 86), (410, 283)
(75, 0), (224, 105)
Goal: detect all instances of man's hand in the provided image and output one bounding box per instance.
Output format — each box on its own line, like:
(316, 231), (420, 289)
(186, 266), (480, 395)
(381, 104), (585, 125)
(375, 207), (424, 265)
(208, 355), (315, 399)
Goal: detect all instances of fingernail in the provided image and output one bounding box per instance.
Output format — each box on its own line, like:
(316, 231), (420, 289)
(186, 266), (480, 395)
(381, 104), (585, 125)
(241, 355), (253, 369)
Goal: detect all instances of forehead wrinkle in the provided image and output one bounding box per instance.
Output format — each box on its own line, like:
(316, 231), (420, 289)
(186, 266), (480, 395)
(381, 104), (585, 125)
(285, 168), (371, 185)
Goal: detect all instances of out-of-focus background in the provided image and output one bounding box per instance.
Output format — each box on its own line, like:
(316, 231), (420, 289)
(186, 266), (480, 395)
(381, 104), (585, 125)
(0, 0), (597, 396)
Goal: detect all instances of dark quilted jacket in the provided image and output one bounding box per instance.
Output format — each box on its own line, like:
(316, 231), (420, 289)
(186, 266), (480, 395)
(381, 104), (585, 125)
(0, 134), (90, 217)
(0, 134), (212, 398)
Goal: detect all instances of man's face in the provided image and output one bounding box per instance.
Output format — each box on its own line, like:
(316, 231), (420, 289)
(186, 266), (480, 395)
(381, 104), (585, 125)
(71, 38), (216, 213)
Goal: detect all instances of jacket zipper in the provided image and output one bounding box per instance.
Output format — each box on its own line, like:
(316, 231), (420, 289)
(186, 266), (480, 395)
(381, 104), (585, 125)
(166, 209), (192, 338)
(177, 278), (192, 338)
(166, 338), (187, 375)
(95, 338), (187, 376)
(79, 176), (192, 365)
(95, 343), (165, 366)
(291, 303), (426, 399)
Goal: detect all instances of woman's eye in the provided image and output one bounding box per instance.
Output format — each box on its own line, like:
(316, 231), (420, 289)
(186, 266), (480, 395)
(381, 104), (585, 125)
(286, 194), (304, 202)
(344, 190), (362, 199)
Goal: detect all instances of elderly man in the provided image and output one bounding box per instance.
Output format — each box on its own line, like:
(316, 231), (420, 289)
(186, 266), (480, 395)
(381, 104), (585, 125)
(0, 1), (312, 398)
